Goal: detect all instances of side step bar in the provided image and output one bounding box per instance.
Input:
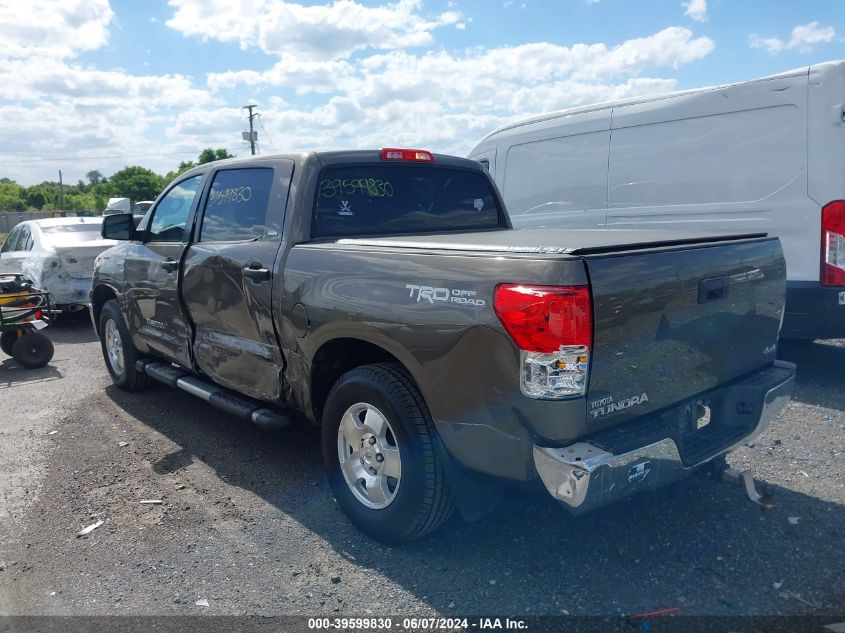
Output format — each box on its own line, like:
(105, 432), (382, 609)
(136, 360), (294, 431)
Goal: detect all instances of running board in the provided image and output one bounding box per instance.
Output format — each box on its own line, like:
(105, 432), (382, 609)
(135, 360), (293, 431)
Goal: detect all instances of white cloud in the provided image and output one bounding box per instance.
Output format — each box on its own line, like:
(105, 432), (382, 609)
(0, 0), (114, 60)
(204, 27), (711, 158)
(208, 26), (713, 96)
(0, 0), (220, 183)
(0, 0), (716, 186)
(750, 21), (835, 55)
(683, 0), (708, 23)
(166, 0), (463, 60)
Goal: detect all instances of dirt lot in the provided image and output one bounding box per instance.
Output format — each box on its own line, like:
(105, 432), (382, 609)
(0, 314), (843, 619)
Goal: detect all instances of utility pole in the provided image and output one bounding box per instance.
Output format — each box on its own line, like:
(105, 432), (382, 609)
(58, 170), (65, 215)
(242, 104), (258, 155)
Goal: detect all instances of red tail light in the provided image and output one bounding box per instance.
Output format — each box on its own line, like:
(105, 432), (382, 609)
(822, 200), (845, 286)
(380, 148), (434, 162)
(493, 284), (592, 353)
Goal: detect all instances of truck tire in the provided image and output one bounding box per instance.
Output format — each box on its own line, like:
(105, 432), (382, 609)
(99, 299), (149, 391)
(11, 332), (54, 369)
(322, 363), (453, 543)
(1, 331), (18, 356)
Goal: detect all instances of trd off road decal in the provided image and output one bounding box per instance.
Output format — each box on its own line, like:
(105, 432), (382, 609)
(405, 284), (486, 307)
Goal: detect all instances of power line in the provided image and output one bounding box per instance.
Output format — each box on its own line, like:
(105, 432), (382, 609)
(256, 114), (277, 152)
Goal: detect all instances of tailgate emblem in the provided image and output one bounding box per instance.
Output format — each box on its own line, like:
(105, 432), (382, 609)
(628, 462), (651, 483)
(839, 291), (845, 306)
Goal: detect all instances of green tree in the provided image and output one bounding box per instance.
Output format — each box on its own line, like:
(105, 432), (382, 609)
(25, 189), (46, 210)
(163, 160), (196, 186)
(0, 181), (26, 211)
(86, 170), (104, 186)
(197, 148), (233, 164)
(108, 166), (163, 203)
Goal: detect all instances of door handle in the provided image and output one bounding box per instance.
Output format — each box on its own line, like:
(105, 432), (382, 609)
(243, 263), (270, 282)
(161, 258), (179, 273)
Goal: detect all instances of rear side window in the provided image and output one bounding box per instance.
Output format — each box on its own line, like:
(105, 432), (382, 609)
(313, 166), (504, 238)
(201, 168), (274, 242)
(1, 227), (21, 253)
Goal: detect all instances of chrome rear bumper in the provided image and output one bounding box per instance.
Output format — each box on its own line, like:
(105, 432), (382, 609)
(533, 361), (795, 514)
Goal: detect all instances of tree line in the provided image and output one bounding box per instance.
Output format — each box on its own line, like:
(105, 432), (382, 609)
(0, 148), (233, 213)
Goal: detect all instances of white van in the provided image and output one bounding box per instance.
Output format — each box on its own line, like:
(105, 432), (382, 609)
(468, 61), (845, 339)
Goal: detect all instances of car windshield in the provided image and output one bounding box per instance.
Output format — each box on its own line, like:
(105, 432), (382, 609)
(39, 222), (103, 245)
(313, 165), (505, 238)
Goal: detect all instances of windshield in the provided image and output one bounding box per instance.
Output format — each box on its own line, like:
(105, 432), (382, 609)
(313, 165), (505, 238)
(40, 222), (104, 245)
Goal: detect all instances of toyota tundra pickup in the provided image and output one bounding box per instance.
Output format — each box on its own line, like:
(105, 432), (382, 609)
(91, 149), (796, 543)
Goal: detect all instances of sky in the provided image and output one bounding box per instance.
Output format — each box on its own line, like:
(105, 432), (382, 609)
(0, 0), (843, 185)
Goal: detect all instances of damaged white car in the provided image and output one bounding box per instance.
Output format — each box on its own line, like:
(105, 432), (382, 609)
(0, 217), (114, 310)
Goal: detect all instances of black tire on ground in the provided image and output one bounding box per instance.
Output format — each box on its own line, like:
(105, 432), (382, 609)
(11, 332), (54, 369)
(322, 363), (453, 544)
(1, 330), (19, 356)
(99, 299), (149, 391)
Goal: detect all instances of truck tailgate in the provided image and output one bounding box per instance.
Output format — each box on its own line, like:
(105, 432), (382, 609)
(582, 236), (786, 431)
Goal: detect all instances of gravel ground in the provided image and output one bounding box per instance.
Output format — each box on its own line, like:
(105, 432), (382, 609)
(0, 315), (843, 619)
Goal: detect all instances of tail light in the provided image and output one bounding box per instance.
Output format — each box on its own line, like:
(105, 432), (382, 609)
(494, 284), (592, 399)
(822, 200), (845, 286)
(380, 148), (434, 162)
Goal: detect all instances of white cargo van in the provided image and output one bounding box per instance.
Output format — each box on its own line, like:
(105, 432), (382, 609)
(469, 61), (845, 339)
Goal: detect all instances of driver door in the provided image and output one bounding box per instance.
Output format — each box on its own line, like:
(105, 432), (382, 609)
(123, 174), (204, 367)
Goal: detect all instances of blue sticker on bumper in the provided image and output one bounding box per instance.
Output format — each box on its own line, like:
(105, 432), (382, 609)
(628, 461), (651, 483)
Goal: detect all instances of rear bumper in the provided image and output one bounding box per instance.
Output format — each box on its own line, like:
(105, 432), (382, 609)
(533, 361), (795, 514)
(43, 277), (92, 307)
(782, 281), (845, 339)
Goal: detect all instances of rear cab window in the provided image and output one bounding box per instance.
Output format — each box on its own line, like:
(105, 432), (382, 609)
(313, 165), (505, 238)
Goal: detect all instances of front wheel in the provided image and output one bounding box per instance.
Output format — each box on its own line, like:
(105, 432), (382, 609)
(11, 332), (54, 369)
(99, 299), (149, 391)
(322, 363), (453, 543)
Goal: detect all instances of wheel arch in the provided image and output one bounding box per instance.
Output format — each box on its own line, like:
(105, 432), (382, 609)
(308, 336), (423, 425)
(91, 284), (119, 336)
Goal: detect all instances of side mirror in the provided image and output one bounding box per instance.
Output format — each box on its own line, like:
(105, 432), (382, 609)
(102, 213), (138, 241)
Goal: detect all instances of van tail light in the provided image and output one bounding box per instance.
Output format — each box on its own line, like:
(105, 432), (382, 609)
(380, 148), (434, 162)
(494, 284), (592, 399)
(822, 201), (845, 286)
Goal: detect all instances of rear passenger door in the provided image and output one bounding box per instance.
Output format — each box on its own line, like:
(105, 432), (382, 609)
(181, 162), (293, 402)
(124, 174), (204, 367)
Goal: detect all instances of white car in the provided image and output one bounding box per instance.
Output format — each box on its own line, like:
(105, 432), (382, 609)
(0, 217), (115, 309)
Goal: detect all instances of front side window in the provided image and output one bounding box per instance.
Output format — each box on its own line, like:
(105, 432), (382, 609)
(148, 175), (202, 242)
(313, 165), (504, 239)
(200, 168), (273, 242)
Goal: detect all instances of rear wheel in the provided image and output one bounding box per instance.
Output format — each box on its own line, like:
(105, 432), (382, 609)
(11, 332), (54, 369)
(1, 330), (19, 356)
(322, 363), (453, 543)
(99, 299), (149, 391)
